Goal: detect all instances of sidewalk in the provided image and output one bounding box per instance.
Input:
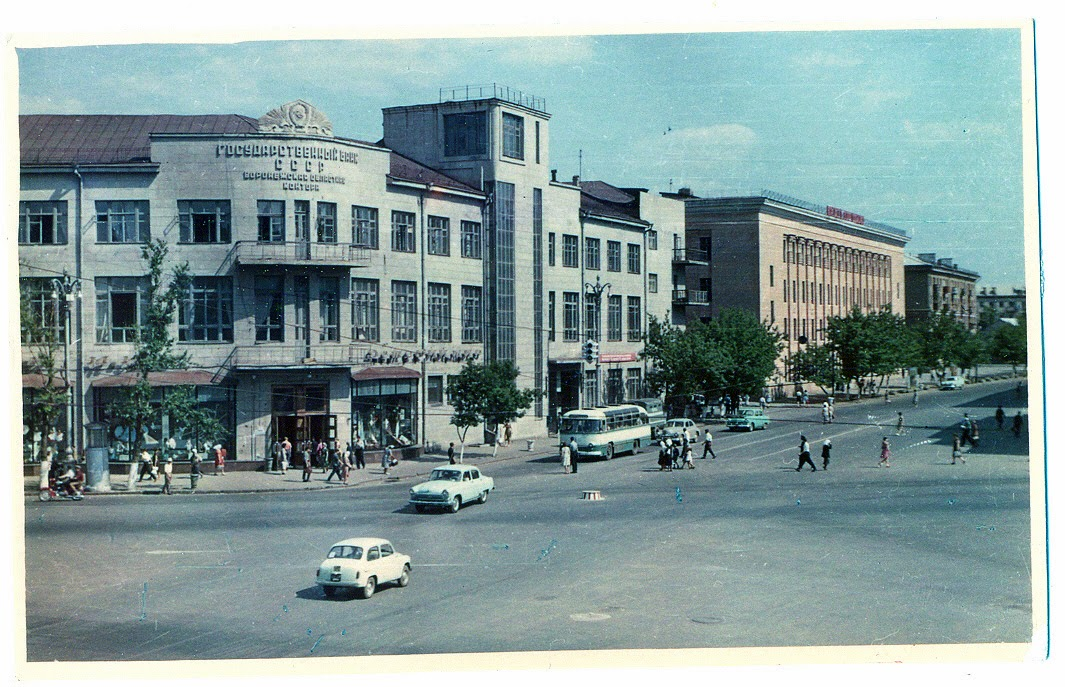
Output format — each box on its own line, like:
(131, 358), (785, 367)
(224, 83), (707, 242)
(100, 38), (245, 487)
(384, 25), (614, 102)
(24, 439), (549, 498)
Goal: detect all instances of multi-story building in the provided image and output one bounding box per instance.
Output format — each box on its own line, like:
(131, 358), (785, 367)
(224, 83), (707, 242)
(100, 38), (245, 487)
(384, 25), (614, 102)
(680, 192), (910, 386)
(904, 253), (980, 331)
(976, 286), (1026, 329)
(19, 88), (681, 461)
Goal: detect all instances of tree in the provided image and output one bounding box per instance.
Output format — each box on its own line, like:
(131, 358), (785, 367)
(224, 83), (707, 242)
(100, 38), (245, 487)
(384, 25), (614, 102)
(788, 344), (842, 396)
(446, 360), (539, 461)
(20, 290), (69, 460)
(988, 316), (1027, 372)
(823, 307), (917, 397)
(643, 309), (783, 415)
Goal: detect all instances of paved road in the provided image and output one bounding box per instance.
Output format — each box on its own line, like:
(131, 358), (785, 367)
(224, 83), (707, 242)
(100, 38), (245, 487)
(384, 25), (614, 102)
(23, 379), (1034, 661)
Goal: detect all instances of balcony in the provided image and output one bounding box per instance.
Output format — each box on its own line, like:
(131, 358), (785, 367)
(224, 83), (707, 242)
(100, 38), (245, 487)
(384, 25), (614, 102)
(672, 247), (709, 265)
(672, 287), (710, 305)
(233, 343), (370, 369)
(221, 241), (371, 272)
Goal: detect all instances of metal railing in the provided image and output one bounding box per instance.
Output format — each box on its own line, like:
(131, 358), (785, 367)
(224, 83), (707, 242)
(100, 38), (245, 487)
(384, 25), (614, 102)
(230, 241), (370, 267)
(672, 287), (710, 305)
(233, 343), (370, 368)
(439, 84), (546, 112)
(672, 247), (709, 264)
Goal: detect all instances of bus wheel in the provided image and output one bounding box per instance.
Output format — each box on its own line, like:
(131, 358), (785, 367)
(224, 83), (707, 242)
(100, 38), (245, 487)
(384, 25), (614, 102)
(606, 443), (615, 460)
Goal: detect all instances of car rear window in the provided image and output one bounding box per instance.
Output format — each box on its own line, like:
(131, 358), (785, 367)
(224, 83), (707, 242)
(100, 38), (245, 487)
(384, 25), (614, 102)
(327, 545), (363, 560)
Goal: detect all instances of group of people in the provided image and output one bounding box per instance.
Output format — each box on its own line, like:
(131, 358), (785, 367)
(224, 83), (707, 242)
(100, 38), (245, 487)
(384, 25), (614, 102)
(272, 435), (381, 482)
(657, 435), (695, 471)
(39, 446), (85, 499)
(796, 435), (831, 471)
(821, 399), (836, 424)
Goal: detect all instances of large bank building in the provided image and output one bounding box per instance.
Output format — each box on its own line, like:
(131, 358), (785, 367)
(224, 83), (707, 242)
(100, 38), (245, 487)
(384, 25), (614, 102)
(19, 88), (681, 462)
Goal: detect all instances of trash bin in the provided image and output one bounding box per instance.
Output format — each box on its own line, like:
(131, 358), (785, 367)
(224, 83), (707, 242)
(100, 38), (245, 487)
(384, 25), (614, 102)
(85, 422), (112, 492)
(526, 439), (535, 452)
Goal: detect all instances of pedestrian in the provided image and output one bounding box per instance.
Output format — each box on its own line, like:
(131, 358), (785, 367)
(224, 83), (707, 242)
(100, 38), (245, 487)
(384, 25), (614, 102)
(353, 434), (366, 469)
(951, 433), (965, 465)
(560, 441), (572, 473)
(885, 389), (891, 403)
(302, 443), (313, 482)
(996, 405), (1005, 430)
(759, 395), (767, 410)
(271, 439), (282, 472)
(821, 439), (832, 470)
(448, 442), (456, 465)
(828, 404), (835, 423)
(658, 445), (672, 471)
(702, 432), (716, 459)
(568, 436), (579, 474)
(1013, 412), (1024, 437)
(190, 450), (203, 489)
(796, 435), (816, 471)
(895, 412), (905, 436)
(822, 402), (830, 424)
(959, 414), (973, 446)
(162, 456), (173, 494)
(970, 419), (981, 450)
(341, 447), (352, 483)
(214, 444), (226, 476)
(39, 446), (54, 497)
(912, 388), (919, 406)
(503, 422), (513, 447)
(877, 437), (892, 468)
(382, 445), (393, 475)
(682, 444), (695, 469)
(150, 449), (161, 481)
(802, 390), (809, 406)
(281, 437), (292, 474)
(326, 447), (343, 481)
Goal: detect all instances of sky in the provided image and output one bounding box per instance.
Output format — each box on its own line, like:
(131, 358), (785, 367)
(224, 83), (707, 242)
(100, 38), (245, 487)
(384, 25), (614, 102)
(16, 29), (1028, 287)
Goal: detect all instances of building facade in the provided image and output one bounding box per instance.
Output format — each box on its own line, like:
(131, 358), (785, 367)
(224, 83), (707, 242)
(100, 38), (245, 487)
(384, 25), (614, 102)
(976, 286), (1026, 329)
(19, 90), (680, 461)
(903, 253), (980, 331)
(680, 192), (910, 387)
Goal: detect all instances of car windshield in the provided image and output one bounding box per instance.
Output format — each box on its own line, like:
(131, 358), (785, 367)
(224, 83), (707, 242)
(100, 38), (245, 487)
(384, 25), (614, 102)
(430, 469), (462, 481)
(667, 420), (685, 427)
(327, 545), (363, 560)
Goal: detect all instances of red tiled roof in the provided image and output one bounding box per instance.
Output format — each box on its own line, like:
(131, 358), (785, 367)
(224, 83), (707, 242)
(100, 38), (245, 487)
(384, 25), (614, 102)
(20, 114), (259, 165)
(351, 366), (421, 381)
(388, 151), (483, 195)
(89, 370), (220, 387)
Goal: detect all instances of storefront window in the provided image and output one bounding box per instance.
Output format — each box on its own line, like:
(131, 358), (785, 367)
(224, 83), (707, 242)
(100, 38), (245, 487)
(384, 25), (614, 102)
(352, 379), (418, 449)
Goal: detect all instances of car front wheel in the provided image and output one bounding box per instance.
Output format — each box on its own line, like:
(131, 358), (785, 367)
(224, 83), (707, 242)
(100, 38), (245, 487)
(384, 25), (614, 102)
(397, 564), (411, 587)
(449, 496), (462, 513)
(359, 577), (376, 599)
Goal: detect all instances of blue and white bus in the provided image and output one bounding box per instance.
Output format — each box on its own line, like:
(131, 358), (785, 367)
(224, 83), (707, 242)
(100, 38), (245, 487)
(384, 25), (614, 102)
(559, 405), (652, 460)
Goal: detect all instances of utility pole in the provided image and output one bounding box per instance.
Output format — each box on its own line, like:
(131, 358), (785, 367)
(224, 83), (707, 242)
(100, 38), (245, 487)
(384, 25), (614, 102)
(584, 275), (610, 406)
(51, 272), (81, 456)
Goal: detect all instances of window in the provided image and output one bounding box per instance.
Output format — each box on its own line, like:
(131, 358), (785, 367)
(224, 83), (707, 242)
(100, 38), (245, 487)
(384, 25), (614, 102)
(649, 274), (658, 294)
(460, 221), (482, 259)
(627, 296), (642, 341)
(606, 369), (624, 405)
(392, 211), (416, 252)
(178, 200), (231, 243)
(562, 235), (579, 268)
(502, 112), (524, 159)
(443, 112), (487, 157)
(626, 368), (642, 400)
(427, 375), (445, 405)
(319, 277), (340, 342)
(607, 241), (622, 272)
(257, 200), (285, 242)
(19, 201), (68, 245)
(317, 202), (337, 243)
(548, 291), (556, 341)
(294, 200), (310, 243)
(585, 237), (601, 270)
(548, 233), (556, 266)
(20, 279), (65, 342)
(699, 236), (712, 261)
(428, 283), (452, 342)
(428, 216), (450, 256)
(96, 200), (149, 243)
(461, 285), (483, 343)
(351, 278), (379, 342)
(585, 299), (600, 341)
(607, 295), (622, 341)
(95, 277), (146, 343)
(254, 276), (285, 342)
(352, 206), (378, 249)
(648, 230), (658, 250)
(391, 281), (417, 342)
(770, 300), (775, 324)
(563, 292), (580, 341)
(769, 265), (774, 287)
(179, 277), (233, 342)
(627, 243), (641, 274)
(584, 370), (599, 407)
(535, 121), (541, 164)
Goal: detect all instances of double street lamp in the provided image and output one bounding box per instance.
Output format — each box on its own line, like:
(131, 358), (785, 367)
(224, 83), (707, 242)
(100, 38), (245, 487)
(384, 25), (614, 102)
(583, 276), (611, 407)
(51, 273), (81, 456)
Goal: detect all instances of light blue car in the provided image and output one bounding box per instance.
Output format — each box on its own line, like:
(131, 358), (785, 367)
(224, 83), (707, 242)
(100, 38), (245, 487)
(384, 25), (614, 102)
(726, 408), (770, 431)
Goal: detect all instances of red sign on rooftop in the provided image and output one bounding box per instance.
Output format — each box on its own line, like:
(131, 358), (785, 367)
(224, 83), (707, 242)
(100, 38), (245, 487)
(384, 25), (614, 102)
(826, 205), (865, 225)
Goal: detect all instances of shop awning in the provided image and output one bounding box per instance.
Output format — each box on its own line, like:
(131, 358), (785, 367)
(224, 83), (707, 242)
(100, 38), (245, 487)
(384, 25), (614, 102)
(351, 366), (421, 381)
(22, 373), (69, 389)
(89, 370), (221, 387)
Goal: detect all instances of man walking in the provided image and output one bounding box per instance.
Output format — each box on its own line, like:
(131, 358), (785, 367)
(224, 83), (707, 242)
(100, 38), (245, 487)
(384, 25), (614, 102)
(162, 456), (173, 495)
(960, 414), (973, 447)
(1013, 412), (1024, 437)
(996, 405), (1005, 430)
(353, 434), (366, 469)
(702, 432), (716, 459)
(382, 445), (393, 475)
(448, 442), (456, 464)
(895, 412), (905, 436)
(796, 435), (816, 472)
(821, 439), (832, 470)
(569, 436), (579, 474)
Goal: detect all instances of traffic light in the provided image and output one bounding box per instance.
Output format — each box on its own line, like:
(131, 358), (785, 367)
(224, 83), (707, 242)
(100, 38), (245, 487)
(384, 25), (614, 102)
(583, 340), (599, 363)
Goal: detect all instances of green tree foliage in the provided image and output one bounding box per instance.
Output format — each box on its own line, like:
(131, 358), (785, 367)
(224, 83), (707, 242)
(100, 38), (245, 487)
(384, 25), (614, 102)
(911, 311), (987, 376)
(20, 291), (68, 459)
(446, 360), (538, 460)
(788, 344), (842, 396)
(643, 309), (784, 415)
(988, 316), (1027, 371)
(823, 307), (918, 395)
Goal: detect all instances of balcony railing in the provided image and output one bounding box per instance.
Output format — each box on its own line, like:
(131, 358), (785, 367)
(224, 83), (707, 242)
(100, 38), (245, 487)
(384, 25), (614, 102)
(233, 343), (370, 368)
(672, 287), (710, 305)
(223, 241), (371, 271)
(672, 247), (709, 265)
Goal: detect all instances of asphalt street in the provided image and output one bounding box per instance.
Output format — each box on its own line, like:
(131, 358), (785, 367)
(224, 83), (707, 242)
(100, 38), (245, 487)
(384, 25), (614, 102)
(23, 379), (1034, 662)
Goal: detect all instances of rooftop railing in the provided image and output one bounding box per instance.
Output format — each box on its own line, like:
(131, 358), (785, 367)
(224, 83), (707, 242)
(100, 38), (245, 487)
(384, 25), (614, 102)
(439, 84), (546, 112)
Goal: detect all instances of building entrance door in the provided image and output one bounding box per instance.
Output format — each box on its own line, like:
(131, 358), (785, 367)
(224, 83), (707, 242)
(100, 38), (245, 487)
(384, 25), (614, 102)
(274, 414), (336, 465)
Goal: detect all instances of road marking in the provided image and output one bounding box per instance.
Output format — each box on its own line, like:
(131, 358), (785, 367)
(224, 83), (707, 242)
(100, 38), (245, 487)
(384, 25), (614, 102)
(145, 550), (229, 555)
(570, 612), (611, 622)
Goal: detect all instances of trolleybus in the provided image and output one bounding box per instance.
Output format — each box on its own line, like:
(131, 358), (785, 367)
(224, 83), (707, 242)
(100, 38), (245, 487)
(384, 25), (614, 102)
(559, 405), (652, 460)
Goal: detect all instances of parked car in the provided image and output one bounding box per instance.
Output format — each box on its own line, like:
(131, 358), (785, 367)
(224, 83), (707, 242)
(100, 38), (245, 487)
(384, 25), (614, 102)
(940, 376), (966, 390)
(409, 465), (494, 513)
(316, 537), (411, 599)
(726, 408), (771, 431)
(658, 418), (700, 443)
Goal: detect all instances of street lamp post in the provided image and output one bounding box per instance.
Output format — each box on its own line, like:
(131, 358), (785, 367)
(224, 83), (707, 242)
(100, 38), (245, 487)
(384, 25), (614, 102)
(51, 273), (81, 457)
(584, 276), (611, 406)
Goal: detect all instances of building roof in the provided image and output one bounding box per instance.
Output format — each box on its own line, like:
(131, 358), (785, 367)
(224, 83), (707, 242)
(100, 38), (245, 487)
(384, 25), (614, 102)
(20, 114), (259, 165)
(579, 180), (649, 226)
(388, 151), (483, 195)
(89, 370), (221, 387)
(904, 253), (980, 280)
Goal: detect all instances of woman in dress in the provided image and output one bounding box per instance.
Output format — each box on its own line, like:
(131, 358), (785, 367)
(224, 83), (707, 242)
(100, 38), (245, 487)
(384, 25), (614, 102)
(877, 437), (892, 468)
(559, 441), (572, 473)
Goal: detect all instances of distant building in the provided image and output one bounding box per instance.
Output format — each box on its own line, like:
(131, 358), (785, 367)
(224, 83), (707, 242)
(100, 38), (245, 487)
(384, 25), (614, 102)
(977, 286), (1026, 329)
(904, 253), (980, 331)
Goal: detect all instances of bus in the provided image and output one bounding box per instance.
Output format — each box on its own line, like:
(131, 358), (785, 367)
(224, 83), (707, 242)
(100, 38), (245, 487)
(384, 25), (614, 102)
(629, 398), (667, 438)
(559, 405), (652, 460)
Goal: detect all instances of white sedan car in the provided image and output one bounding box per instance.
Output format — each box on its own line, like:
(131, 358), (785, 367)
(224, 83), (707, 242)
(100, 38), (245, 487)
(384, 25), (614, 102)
(409, 465), (494, 513)
(316, 537), (411, 599)
(658, 418), (700, 443)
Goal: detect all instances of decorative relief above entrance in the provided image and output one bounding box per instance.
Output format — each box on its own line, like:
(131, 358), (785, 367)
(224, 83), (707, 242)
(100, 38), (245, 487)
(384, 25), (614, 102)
(258, 100), (333, 137)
